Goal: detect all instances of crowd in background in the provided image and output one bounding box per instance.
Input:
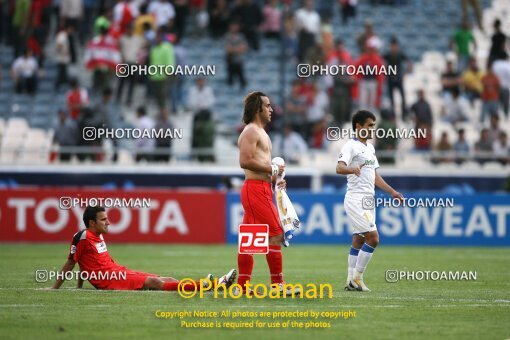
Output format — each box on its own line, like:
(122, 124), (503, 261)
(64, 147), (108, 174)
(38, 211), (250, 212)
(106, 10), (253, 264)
(0, 0), (509, 165)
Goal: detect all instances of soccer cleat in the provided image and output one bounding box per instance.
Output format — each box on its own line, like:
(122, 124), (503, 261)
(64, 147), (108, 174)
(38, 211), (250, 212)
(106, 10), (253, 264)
(271, 282), (301, 297)
(348, 270), (370, 292)
(202, 274), (214, 289)
(344, 275), (353, 291)
(218, 269), (237, 289)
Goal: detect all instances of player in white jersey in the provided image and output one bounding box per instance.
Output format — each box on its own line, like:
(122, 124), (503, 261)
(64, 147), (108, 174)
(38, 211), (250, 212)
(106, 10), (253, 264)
(336, 110), (404, 291)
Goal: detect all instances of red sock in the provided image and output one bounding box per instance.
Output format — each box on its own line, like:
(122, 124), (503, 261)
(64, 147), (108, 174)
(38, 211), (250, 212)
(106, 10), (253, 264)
(237, 254), (254, 288)
(162, 280), (200, 291)
(266, 245), (283, 284)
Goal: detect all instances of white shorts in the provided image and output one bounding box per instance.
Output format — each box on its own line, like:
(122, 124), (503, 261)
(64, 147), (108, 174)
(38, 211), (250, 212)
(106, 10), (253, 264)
(344, 192), (377, 234)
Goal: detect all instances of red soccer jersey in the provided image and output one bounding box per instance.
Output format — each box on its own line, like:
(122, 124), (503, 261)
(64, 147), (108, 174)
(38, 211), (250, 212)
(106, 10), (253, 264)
(68, 229), (126, 273)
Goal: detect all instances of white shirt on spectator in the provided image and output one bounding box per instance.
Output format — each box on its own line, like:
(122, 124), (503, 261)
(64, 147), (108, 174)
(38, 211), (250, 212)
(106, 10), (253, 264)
(120, 34), (144, 63)
(60, 0), (84, 19)
(12, 56), (38, 78)
(493, 139), (510, 156)
(294, 8), (321, 35)
(148, 0), (176, 27)
(188, 85), (216, 112)
(274, 131), (308, 163)
(307, 91), (329, 123)
(136, 116), (156, 150)
(55, 31), (71, 64)
(492, 59), (510, 89)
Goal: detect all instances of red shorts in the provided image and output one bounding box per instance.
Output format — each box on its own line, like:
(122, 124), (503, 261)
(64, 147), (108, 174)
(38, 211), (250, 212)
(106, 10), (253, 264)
(241, 179), (282, 237)
(91, 270), (159, 290)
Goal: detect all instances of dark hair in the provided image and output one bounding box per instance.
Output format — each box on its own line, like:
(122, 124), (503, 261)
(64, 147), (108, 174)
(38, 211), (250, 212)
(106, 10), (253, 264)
(242, 91), (267, 124)
(137, 106), (146, 116)
(83, 206), (106, 228)
(102, 87), (113, 97)
(352, 110), (376, 130)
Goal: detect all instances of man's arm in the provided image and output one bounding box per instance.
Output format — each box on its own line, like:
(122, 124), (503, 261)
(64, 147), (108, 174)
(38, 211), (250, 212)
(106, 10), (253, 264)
(51, 259), (76, 289)
(375, 170), (404, 199)
(336, 161), (364, 176)
(239, 127), (283, 175)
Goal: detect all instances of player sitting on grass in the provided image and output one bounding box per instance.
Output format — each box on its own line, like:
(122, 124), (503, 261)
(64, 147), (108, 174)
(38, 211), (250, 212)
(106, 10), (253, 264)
(336, 110), (404, 291)
(50, 205), (236, 291)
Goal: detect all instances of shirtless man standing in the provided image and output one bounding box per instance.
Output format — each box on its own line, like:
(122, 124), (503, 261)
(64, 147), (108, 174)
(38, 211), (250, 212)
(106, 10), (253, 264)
(235, 91), (297, 296)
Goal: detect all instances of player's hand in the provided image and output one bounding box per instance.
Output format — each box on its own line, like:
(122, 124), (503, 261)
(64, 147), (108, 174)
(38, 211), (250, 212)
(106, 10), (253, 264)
(351, 163), (365, 176)
(277, 179), (286, 190)
(390, 190), (404, 201)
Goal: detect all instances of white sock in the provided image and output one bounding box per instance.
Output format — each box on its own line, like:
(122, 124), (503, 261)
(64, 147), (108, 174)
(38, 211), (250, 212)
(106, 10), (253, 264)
(355, 243), (375, 274)
(348, 246), (360, 279)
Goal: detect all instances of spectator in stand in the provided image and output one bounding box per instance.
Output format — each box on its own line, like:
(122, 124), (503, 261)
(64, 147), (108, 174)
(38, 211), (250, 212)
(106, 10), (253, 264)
(53, 109), (78, 162)
(148, 0), (175, 29)
(154, 107), (174, 162)
(474, 128), (493, 165)
(11, 49), (39, 95)
(285, 80), (308, 137)
(452, 19), (476, 72)
(134, 3), (156, 36)
(135, 106), (156, 162)
(208, 0), (230, 38)
(60, 0), (84, 45)
(383, 37), (411, 120)
(480, 64), (500, 122)
(231, 0), (263, 51)
(84, 26), (122, 94)
(339, 0), (357, 26)
(55, 25), (73, 91)
(328, 41), (355, 126)
(461, 0), (483, 32)
(94, 7), (112, 36)
(66, 78), (89, 120)
(309, 117), (329, 149)
(294, 0), (321, 62)
(488, 19), (508, 67)
(410, 89), (433, 127)
(356, 37), (385, 111)
(149, 28), (175, 109)
(320, 15), (334, 58)
(493, 131), (509, 165)
(356, 20), (376, 54)
(261, 0), (282, 39)
(462, 57), (483, 104)
(414, 121), (432, 151)
(273, 125), (308, 164)
(173, 0), (189, 40)
(306, 83), (329, 139)
(192, 109), (216, 162)
(487, 113), (504, 144)
(77, 107), (104, 162)
(187, 77), (216, 113)
(283, 13), (298, 60)
(492, 55), (510, 119)
(441, 87), (469, 126)
(112, 0), (139, 36)
(377, 109), (397, 164)
(94, 87), (120, 162)
(441, 60), (462, 99)
(117, 24), (144, 106)
(225, 21), (248, 89)
(432, 131), (453, 164)
(11, 0), (31, 58)
(453, 128), (470, 165)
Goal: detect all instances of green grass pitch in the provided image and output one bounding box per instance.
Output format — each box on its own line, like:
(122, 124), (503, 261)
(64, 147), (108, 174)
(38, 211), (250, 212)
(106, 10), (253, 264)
(0, 244), (509, 339)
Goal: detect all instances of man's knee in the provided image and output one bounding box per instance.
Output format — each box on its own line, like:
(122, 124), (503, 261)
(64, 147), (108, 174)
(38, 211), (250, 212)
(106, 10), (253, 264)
(143, 277), (164, 290)
(269, 234), (283, 245)
(365, 232), (379, 248)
